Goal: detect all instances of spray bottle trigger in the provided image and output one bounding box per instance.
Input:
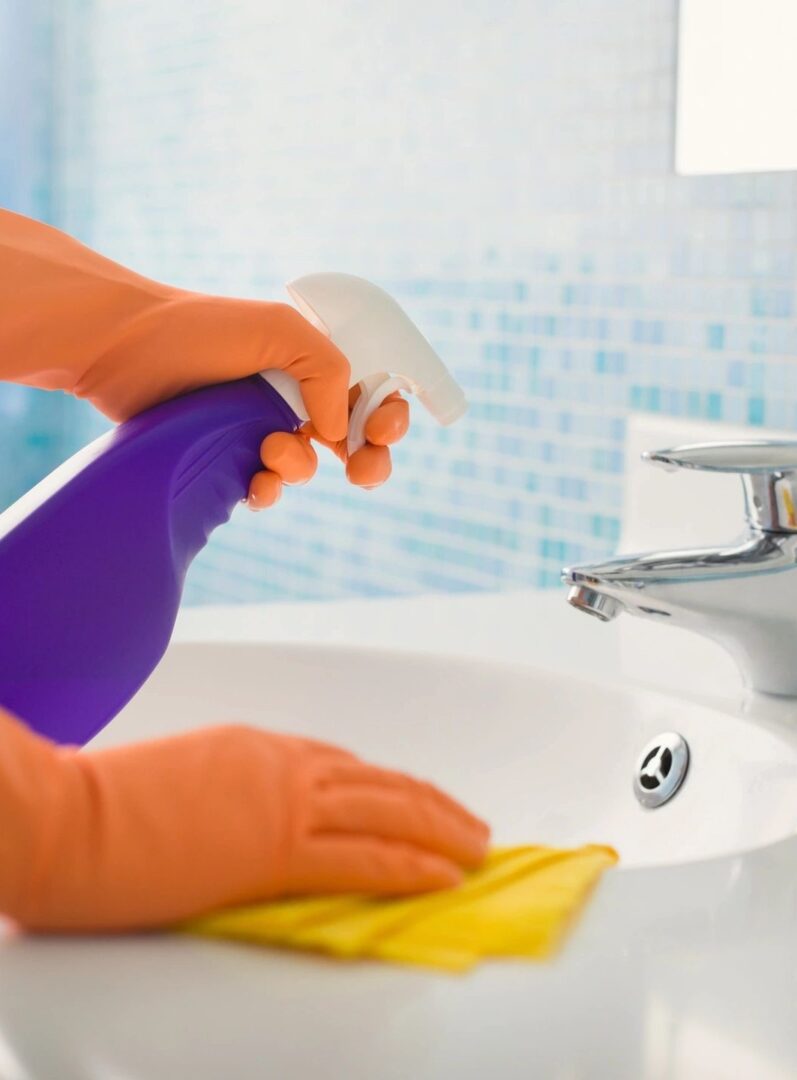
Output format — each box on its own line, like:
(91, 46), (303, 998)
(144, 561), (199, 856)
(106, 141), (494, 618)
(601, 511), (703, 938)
(348, 374), (414, 455)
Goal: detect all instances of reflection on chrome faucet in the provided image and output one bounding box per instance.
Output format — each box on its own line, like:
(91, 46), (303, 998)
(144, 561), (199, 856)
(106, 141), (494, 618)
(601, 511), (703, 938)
(563, 441), (797, 697)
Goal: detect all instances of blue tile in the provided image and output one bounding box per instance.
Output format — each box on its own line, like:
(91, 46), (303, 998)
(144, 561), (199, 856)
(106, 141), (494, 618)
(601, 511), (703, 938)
(747, 397), (766, 426)
(727, 361), (745, 387)
(706, 324), (725, 350)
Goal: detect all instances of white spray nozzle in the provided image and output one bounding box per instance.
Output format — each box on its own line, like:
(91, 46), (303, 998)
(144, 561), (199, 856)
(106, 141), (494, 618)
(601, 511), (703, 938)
(262, 272), (467, 454)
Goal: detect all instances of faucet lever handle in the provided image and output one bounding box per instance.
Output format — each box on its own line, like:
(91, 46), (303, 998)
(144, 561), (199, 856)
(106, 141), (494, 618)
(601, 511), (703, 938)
(644, 440), (797, 532)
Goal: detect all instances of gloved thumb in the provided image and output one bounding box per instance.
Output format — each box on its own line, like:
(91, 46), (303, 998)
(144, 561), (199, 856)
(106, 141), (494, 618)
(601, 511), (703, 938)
(263, 304), (351, 444)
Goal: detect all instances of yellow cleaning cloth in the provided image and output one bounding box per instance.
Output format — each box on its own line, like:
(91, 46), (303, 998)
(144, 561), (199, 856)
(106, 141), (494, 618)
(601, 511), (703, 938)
(184, 845), (618, 973)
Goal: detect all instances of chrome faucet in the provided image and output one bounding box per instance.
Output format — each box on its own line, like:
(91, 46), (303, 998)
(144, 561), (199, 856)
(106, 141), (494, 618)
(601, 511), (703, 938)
(562, 440), (797, 697)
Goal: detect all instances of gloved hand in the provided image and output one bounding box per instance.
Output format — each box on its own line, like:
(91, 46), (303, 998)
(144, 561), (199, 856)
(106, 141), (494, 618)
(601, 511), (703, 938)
(254, 386), (408, 507)
(0, 707), (489, 931)
(0, 211), (487, 932)
(0, 208), (409, 506)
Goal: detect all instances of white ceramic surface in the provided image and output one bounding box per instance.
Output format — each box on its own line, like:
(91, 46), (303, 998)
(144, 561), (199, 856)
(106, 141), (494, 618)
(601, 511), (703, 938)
(95, 639), (797, 868)
(2, 591), (796, 1079)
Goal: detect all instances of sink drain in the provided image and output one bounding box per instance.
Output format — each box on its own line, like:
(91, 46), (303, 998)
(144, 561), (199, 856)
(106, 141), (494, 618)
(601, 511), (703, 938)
(633, 732), (689, 808)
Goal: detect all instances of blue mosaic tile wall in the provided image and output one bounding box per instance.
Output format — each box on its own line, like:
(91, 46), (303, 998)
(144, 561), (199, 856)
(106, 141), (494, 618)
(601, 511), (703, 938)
(7, 0), (797, 602)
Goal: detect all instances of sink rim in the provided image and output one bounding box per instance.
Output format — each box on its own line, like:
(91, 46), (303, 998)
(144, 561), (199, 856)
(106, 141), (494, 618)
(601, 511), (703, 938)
(109, 638), (797, 873)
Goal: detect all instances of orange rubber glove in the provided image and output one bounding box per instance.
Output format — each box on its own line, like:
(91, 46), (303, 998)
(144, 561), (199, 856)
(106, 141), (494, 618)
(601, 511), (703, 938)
(0, 207), (409, 505)
(0, 707), (488, 931)
(0, 210), (489, 930)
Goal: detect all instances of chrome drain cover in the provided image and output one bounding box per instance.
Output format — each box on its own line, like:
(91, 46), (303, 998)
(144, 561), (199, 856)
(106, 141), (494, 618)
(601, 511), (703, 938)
(633, 732), (689, 808)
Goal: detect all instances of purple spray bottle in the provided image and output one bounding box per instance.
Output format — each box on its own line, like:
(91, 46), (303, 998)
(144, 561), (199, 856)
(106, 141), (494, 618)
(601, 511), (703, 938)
(0, 273), (466, 746)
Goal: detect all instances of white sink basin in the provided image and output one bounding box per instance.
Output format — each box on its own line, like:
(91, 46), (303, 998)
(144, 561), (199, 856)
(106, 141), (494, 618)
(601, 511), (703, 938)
(97, 641), (797, 868)
(2, 591), (797, 1079)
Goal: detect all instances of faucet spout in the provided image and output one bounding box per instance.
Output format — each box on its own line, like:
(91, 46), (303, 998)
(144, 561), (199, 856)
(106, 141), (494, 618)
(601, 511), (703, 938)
(566, 584), (624, 622)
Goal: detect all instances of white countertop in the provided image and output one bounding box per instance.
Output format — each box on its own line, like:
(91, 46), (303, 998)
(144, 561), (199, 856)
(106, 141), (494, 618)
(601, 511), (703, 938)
(2, 589), (796, 1080)
(173, 586), (750, 707)
(175, 587), (620, 675)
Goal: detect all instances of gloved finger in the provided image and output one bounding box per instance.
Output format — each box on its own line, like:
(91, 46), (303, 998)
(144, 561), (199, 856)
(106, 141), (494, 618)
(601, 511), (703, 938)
(300, 422), (342, 459)
(302, 392), (408, 464)
(266, 731), (359, 764)
(346, 444), (392, 488)
(274, 308), (351, 442)
(260, 432), (318, 485)
(247, 470), (283, 510)
(320, 761), (490, 860)
(312, 785), (489, 870)
(287, 835), (463, 896)
(364, 392), (410, 447)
